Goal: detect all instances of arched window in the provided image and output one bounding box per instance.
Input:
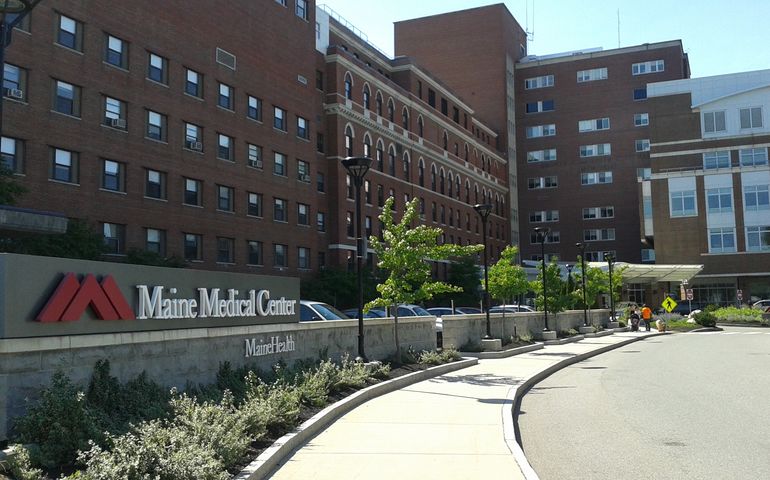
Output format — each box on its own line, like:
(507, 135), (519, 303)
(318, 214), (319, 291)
(375, 91), (383, 116)
(418, 116), (424, 138)
(345, 125), (354, 157)
(388, 145), (396, 176)
(465, 180), (471, 203)
(363, 134), (372, 158)
(448, 172), (454, 197)
(442, 131), (448, 151)
(402, 107), (409, 130)
(418, 158), (425, 187)
(344, 73), (353, 100)
(455, 176), (461, 200)
(403, 152), (411, 182)
(474, 184), (479, 204)
(363, 84), (370, 110)
(481, 154), (486, 172)
(431, 164), (437, 192)
(449, 208), (454, 227)
(375, 141), (384, 171)
(387, 99), (395, 122)
(439, 168), (445, 195)
(464, 143), (469, 160)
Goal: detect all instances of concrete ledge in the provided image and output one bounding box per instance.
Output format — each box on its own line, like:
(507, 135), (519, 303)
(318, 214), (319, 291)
(715, 322), (768, 328)
(544, 334), (585, 345)
(583, 330), (614, 338)
(234, 357), (478, 480)
(503, 332), (668, 480)
(461, 342), (543, 359)
(689, 326), (724, 333)
(613, 326), (630, 332)
(534, 330), (557, 341)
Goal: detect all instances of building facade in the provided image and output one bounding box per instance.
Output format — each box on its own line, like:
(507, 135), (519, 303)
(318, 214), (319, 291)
(646, 70), (770, 305)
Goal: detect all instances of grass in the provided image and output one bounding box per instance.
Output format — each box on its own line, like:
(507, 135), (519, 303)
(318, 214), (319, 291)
(663, 320), (701, 332)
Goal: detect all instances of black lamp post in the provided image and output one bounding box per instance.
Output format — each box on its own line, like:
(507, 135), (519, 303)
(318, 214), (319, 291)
(576, 242), (589, 327)
(533, 226), (550, 331)
(566, 264), (573, 293)
(342, 156), (371, 360)
(604, 252), (616, 322)
(473, 203), (492, 339)
(0, 1), (40, 138)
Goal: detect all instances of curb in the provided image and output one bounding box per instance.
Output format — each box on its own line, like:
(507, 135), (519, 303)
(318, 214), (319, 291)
(544, 334), (584, 345)
(502, 332), (667, 480)
(461, 342), (543, 359)
(234, 357), (478, 480)
(689, 326), (723, 333)
(715, 322), (769, 328)
(583, 329), (614, 338)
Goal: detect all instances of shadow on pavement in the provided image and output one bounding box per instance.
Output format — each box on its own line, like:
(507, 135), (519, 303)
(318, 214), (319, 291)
(430, 373), (517, 386)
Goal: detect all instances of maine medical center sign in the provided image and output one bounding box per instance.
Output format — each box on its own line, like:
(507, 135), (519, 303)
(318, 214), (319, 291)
(0, 253), (300, 339)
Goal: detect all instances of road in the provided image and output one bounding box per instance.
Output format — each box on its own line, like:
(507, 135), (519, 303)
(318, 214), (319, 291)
(517, 327), (770, 480)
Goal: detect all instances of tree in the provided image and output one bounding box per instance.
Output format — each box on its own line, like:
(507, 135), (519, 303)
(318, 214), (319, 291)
(366, 197), (483, 360)
(487, 245), (529, 306)
(300, 267), (379, 309)
(530, 258), (572, 313)
(0, 165), (27, 205)
(431, 256), (482, 307)
(574, 257), (627, 309)
(1, 219), (107, 259)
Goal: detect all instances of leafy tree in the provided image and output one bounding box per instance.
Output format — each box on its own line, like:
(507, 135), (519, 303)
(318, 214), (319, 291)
(431, 256), (482, 307)
(300, 267), (379, 309)
(367, 197), (482, 360)
(0, 164), (27, 205)
(573, 257), (627, 309)
(487, 245), (529, 306)
(0, 219), (106, 259)
(530, 258), (572, 313)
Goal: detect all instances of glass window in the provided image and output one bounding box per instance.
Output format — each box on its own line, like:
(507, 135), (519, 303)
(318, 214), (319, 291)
(740, 107), (762, 129)
(744, 185), (770, 211)
(274, 197), (287, 222)
(670, 190), (697, 217)
(247, 144), (263, 168)
(578, 118), (610, 132)
(247, 192), (262, 217)
(1, 136), (22, 172)
(746, 226), (770, 252)
(184, 123), (202, 151)
(274, 244), (288, 268)
(248, 95), (262, 121)
(298, 247), (310, 269)
(146, 228), (166, 256)
(317, 212), (326, 232)
(580, 172), (612, 185)
(3, 63), (26, 101)
(524, 75), (554, 89)
(102, 159), (124, 192)
(703, 111), (726, 133)
(217, 133), (233, 161)
(317, 172), (325, 192)
(634, 113), (649, 126)
(708, 228), (736, 254)
(217, 237), (235, 263)
(184, 178), (202, 206)
(217, 185), (233, 212)
(102, 223), (126, 254)
(297, 116), (309, 139)
(274, 152), (286, 176)
(145, 169), (166, 199)
(218, 83), (233, 109)
(57, 14), (81, 50)
(632, 60), (665, 75)
(635, 139), (650, 152)
(577, 67), (607, 83)
(296, 0), (308, 20)
(297, 160), (310, 182)
(298, 203), (309, 225)
(147, 52), (167, 84)
(274, 106), (286, 130)
(185, 69), (202, 97)
(247, 240), (263, 265)
(706, 187), (733, 213)
(54, 80), (79, 116)
(633, 88), (647, 101)
(105, 34), (128, 69)
(104, 96), (125, 127)
(146, 110), (166, 141)
(52, 148), (76, 183)
(184, 233), (202, 261)
(739, 148), (768, 167)
(703, 151), (730, 169)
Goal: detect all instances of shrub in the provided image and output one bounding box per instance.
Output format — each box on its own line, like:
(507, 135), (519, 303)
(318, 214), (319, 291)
(712, 306), (765, 324)
(0, 445), (44, 480)
(417, 350), (444, 365)
(241, 374), (301, 438)
(296, 359), (338, 407)
(336, 355), (371, 389)
(519, 332), (533, 343)
(557, 328), (579, 338)
(693, 311), (717, 327)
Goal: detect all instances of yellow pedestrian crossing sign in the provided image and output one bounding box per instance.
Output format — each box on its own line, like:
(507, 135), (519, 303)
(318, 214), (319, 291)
(662, 296), (678, 313)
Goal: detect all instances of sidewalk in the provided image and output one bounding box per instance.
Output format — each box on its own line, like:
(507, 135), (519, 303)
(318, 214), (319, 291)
(264, 330), (661, 480)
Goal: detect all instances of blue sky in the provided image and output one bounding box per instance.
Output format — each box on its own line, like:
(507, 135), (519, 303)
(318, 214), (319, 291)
(318, 0), (770, 78)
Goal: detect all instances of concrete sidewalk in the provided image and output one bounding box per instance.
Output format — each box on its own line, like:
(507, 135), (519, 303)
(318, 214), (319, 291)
(265, 330), (661, 480)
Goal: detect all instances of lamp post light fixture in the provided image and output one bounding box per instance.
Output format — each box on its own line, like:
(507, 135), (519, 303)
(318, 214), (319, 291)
(473, 203), (493, 339)
(342, 156), (372, 361)
(566, 264), (573, 294)
(533, 226), (551, 331)
(604, 252), (616, 323)
(576, 242), (589, 327)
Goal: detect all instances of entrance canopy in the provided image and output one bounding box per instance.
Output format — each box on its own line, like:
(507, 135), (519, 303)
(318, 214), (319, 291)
(586, 262), (704, 284)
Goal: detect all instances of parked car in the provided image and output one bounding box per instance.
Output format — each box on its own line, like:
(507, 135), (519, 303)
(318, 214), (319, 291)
(427, 307), (458, 317)
(489, 304), (535, 313)
(455, 306), (483, 314)
(395, 304), (432, 317)
(299, 301), (350, 321)
(341, 307), (387, 319)
(752, 299), (770, 311)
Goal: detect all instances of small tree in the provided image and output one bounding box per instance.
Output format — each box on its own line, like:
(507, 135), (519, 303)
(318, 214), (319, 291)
(530, 258), (570, 313)
(487, 245), (529, 338)
(432, 256), (482, 307)
(0, 164), (27, 205)
(367, 197), (482, 361)
(574, 257), (627, 309)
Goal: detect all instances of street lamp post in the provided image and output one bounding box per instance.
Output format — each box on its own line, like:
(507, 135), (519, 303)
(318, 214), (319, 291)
(605, 252), (616, 323)
(342, 156), (372, 361)
(576, 242), (589, 327)
(566, 264), (573, 295)
(0, 1), (40, 138)
(473, 203), (492, 339)
(534, 227), (550, 331)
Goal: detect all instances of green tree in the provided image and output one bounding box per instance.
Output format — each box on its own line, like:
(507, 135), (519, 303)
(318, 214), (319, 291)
(574, 257), (627, 309)
(0, 164), (27, 205)
(367, 197), (482, 360)
(432, 256), (482, 307)
(300, 267), (379, 309)
(1, 219), (106, 259)
(487, 245), (529, 306)
(530, 258), (571, 313)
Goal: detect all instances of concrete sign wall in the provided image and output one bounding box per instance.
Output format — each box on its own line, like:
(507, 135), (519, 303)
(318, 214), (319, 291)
(0, 253), (300, 338)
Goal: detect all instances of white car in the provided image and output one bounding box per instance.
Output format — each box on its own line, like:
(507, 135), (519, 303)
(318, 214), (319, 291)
(489, 304), (535, 313)
(299, 301), (350, 321)
(752, 299), (770, 311)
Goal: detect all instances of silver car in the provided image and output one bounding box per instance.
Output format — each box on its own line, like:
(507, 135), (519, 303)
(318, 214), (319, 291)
(299, 300), (350, 321)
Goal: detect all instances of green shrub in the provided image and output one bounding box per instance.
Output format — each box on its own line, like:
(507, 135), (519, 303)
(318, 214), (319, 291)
(241, 374), (301, 438)
(336, 355), (371, 389)
(13, 371), (102, 470)
(557, 328), (579, 338)
(417, 350), (444, 365)
(519, 332), (533, 343)
(693, 311), (717, 327)
(712, 306), (765, 324)
(296, 359), (338, 407)
(0, 445), (44, 480)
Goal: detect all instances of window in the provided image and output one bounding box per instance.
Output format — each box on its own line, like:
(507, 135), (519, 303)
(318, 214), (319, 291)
(274, 244), (288, 267)
(740, 107), (763, 129)
(706, 187), (733, 214)
(376, 92), (383, 115)
(247, 192), (262, 217)
(215, 83), (232, 110)
(577, 67), (607, 82)
(402, 108), (409, 129)
(525, 75), (554, 89)
(145, 228), (166, 256)
(707, 228), (736, 253)
(276, 0), (287, 6)
(184, 178), (202, 206)
(215, 134), (232, 161)
(529, 210), (559, 223)
(247, 240), (263, 265)
(317, 133), (325, 153)
(298, 247), (310, 269)
(584, 250), (615, 262)
(146, 110), (166, 141)
(529, 230), (560, 244)
(746, 226), (770, 252)
(145, 169), (166, 199)
(388, 100), (394, 122)
(296, 160), (310, 183)
(670, 190), (696, 217)
(365, 216), (372, 237)
(634, 113), (649, 126)
(580, 144), (611, 157)
(296, 116), (310, 140)
(274, 152), (286, 176)
(527, 149), (557, 163)
(525, 100), (554, 113)
(147, 52), (167, 84)
(184, 233), (202, 261)
(57, 14), (82, 50)
(247, 95), (262, 121)
(583, 206), (614, 220)
(388, 147), (396, 176)
(739, 148), (768, 167)
(105, 34), (128, 69)
(217, 237), (235, 263)
(362, 85), (370, 110)
(440, 98), (448, 116)
(102, 223), (126, 254)
(377, 184), (383, 207)
(217, 185), (234, 212)
(51, 148), (77, 183)
(1, 136), (22, 172)
(744, 185), (770, 211)
(703, 151), (730, 169)
(103, 96), (126, 128)
(578, 118), (610, 132)
(528, 176), (558, 189)
(581, 171), (613, 185)
(525, 124), (556, 138)
(344, 73), (352, 100)
(317, 172), (325, 193)
(3, 63), (26, 101)
(274, 106), (287, 130)
(428, 89), (436, 107)
(247, 143), (263, 168)
(317, 212), (326, 232)
(703, 111), (726, 133)
(185, 69), (202, 98)
(364, 180), (371, 204)
(297, 203), (309, 225)
(101, 159), (125, 192)
(637, 168), (652, 180)
(632, 60), (664, 75)
(583, 228), (616, 241)
(184, 123), (202, 150)
(274, 198), (287, 222)
(634, 139), (650, 152)
(633, 88), (647, 100)
(53, 80), (80, 117)
(296, 0), (308, 19)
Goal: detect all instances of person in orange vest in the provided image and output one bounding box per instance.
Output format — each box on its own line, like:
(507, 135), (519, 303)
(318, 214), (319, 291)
(641, 304), (653, 331)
